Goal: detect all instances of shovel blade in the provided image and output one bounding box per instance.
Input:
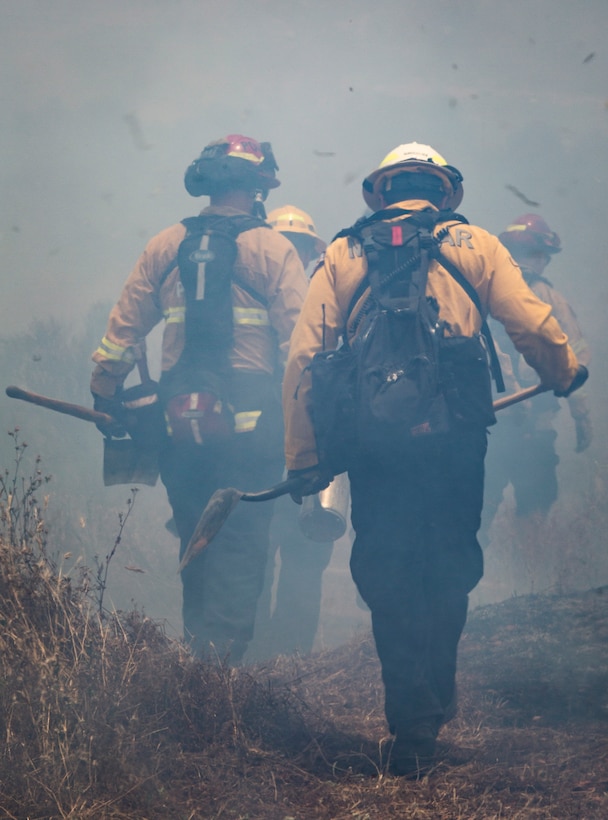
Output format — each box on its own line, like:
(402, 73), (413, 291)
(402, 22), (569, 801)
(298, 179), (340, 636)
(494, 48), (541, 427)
(103, 438), (159, 487)
(179, 487), (244, 572)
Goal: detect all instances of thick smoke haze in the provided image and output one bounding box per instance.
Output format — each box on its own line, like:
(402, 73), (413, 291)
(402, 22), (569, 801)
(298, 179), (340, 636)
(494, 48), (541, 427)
(2, 1), (607, 340)
(1, 0), (607, 635)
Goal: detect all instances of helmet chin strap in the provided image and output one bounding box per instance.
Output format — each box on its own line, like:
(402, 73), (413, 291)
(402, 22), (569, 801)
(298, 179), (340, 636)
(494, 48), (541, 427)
(252, 190), (267, 219)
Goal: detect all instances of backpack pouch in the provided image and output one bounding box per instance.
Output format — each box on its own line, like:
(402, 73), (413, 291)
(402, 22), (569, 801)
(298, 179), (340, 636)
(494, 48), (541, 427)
(356, 310), (451, 459)
(439, 334), (495, 428)
(164, 390), (235, 446)
(310, 345), (358, 475)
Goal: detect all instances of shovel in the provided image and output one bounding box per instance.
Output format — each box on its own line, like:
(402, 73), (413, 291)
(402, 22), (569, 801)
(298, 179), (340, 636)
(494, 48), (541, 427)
(101, 438), (160, 487)
(5, 384), (160, 487)
(178, 476), (301, 571)
(179, 382), (550, 570)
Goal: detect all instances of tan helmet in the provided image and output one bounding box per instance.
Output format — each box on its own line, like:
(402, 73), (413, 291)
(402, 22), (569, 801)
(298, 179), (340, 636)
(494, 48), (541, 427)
(362, 142), (464, 211)
(266, 205), (327, 255)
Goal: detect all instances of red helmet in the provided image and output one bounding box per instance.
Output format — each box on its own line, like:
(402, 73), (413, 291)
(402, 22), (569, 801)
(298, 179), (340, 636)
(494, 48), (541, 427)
(184, 134), (280, 197)
(498, 214), (561, 255)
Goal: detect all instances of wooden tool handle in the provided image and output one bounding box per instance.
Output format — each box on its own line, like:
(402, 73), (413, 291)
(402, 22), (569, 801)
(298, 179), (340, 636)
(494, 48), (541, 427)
(6, 385), (115, 425)
(492, 383), (549, 412)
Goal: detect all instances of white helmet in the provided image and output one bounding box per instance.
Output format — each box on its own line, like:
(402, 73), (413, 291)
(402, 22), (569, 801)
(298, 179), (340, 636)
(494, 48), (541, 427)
(362, 142), (464, 211)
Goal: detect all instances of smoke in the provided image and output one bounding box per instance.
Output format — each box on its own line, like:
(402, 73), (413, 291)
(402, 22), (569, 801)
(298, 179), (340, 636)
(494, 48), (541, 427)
(1, 0), (607, 635)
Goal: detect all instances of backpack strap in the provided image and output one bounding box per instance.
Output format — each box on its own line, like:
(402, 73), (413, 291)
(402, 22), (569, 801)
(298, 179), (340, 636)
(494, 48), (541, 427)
(340, 210), (505, 392)
(154, 214), (270, 306)
(432, 248), (505, 393)
(343, 210), (468, 335)
(332, 207), (420, 244)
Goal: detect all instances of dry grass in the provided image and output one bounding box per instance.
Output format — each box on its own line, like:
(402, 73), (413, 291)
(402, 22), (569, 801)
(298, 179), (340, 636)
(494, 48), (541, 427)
(1, 436), (607, 818)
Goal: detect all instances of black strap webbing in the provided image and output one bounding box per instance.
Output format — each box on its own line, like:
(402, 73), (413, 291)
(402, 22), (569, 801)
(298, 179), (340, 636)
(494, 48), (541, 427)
(153, 214), (270, 308)
(434, 250), (505, 393)
(338, 211), (505, 392)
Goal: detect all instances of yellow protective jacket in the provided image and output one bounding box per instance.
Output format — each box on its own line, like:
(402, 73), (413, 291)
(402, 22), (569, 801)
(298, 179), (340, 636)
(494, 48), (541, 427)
(283, 201), (581, 471)
(91, 205), (308, 400)
(523, 279), (590, 422)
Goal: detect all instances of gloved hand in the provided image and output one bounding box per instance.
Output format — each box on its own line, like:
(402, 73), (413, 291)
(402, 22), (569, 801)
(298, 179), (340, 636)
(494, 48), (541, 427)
(574, 414), (593, 453)
(554, 365), (588, 398)
(287, 464), (333, 505)
(92, 392), (128, 439)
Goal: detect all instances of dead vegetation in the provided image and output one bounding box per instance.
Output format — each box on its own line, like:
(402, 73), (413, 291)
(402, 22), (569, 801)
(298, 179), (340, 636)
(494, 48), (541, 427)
(1, 435), (607, 818)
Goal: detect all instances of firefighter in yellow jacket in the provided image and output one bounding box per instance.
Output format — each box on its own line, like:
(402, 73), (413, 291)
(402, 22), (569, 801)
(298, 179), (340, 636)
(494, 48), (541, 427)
(250, 205), (333, 658)
(91, 135), (308, 663)
(282, 142), (587, 775)
(496, 214), (592, 496)
(479, 214), (592, 588)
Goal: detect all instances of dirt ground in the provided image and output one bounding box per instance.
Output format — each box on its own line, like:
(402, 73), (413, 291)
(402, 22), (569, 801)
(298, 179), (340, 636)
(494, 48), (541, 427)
(157, 586), (608, 819)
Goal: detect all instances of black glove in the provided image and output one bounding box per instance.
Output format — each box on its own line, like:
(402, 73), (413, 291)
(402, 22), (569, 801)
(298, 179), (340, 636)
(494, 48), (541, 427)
(554, 365), (588, 399)
(92, 392), (128, 439)
(287, 464), (333, 505)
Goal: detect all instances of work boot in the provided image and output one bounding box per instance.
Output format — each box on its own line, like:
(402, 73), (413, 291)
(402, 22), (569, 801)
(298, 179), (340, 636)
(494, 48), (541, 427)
(388, 719), (439, 777)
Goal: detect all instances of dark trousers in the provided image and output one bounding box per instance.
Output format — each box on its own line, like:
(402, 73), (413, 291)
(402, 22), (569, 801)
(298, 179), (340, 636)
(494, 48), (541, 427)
(479, 424), (559, 548)
(348, 428), (486, 732)
(159, 374), (284, 664)
(252, 494), (333, 658)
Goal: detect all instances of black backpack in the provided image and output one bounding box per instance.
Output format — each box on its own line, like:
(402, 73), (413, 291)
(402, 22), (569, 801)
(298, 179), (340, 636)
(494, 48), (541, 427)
(158, 214), (269, 443)
(309, 208), (504, 474)
(159, 213), (268, 398)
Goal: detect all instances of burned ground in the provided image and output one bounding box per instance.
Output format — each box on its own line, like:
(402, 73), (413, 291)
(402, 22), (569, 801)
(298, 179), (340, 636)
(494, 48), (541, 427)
(2, 522), (607, 820)
(231, 587), (608, 819)
(0, 452), (606, 818)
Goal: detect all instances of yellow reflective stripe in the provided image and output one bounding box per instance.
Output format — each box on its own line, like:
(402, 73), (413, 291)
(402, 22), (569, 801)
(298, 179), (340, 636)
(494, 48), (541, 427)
(163, 306), (267, 326)
(163, 306), (185, 324)
(226, 149), (262, 164)
(233, 307), (269, 326)
(94, 336), (135, 363)
(234, 410), (262, 433)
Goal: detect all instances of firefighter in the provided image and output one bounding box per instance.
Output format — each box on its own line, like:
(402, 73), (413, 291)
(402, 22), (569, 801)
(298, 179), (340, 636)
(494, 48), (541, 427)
(249, 206), (333, 659)
(479, 214), (592, 588)
(282, 142), (588, 775)
(91, 135), (308, 663)
(267, 205), (326, 270)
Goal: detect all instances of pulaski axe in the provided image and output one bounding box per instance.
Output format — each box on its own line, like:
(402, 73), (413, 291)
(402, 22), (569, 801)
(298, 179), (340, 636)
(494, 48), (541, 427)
(5, 384), (160, 487)
(179, 382), (550, 571)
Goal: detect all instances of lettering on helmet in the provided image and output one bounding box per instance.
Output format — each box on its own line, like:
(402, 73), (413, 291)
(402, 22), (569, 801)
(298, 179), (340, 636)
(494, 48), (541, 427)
(239, 139), (261, 156)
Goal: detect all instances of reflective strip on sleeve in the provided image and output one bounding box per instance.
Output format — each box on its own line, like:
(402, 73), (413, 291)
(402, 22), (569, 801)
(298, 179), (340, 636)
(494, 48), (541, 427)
(233, 307), (270, 326)
(94, 336), (136, 363)
(234, 410), (262, 433)
(163, 306), (185, 324)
